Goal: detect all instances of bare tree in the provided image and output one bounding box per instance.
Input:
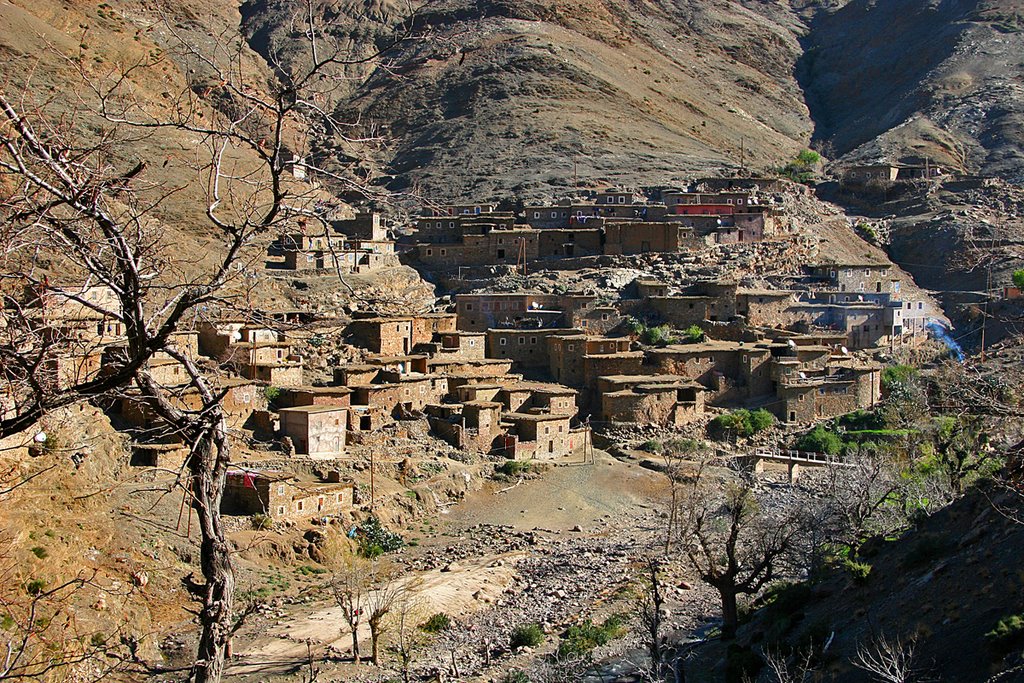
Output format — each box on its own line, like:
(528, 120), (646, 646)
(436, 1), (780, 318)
(0, 4), (418, 681)
(386, 578), (428, 683)
(327, 548), (371, 664)
(365, 564), (405, 666)
(635, 556), (668, 678)
(853, 633), (918, 683)
(676, 468), (810, 640)
(822, 448), (908, 560)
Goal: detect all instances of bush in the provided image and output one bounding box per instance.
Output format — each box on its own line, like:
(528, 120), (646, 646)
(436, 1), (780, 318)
(557, 614), (629, 657)
(1013, 269), (1024, 289)
(881, 364), (917, 394)
(986, 613), (1024, 653)
(503, 672), (531, 683)
(638, 439), (663, 454)
(640, 324), (675, 346)
(663, 437), (704, 457)
(708, 409), (775, 440)
(494, 460), (540, 477)
(30, 546), (48, 559)
(421, 612), (452, 633)
(779, 149), (821, 184)
(843, 558), (872, 585)
(357, 516), (404, 558)
(250, 514), (273, 530)
(795, 426), (844, 455)
(25, 579), (46, 596)
(510, 623), (545, 649)
(683, 324), (705, 343)
(263, 385), (282, 401)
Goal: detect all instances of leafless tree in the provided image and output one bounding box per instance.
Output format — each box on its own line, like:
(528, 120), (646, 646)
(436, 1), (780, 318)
(385, 579), (428, 683)
(822, 448), (908, 560)
(853, 633), (918, 683)
(327, 548), (371, 664)
(635, 556), (668, 677)
(365, 564), (406, 666)
(0, 3), (419, 681)
(676, 467), (811, 640)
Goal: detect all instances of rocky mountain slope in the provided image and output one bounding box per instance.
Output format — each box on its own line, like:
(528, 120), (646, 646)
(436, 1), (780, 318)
(238, 0), (1024, 201)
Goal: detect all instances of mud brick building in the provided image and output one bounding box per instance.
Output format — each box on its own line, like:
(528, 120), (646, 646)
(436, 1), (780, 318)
(427, 400), (504, 452)
(278, 405), (347, 457)
(603, 221), (698, 255)
(598, 375), (706, 426)
(644, 341), (774, 404)
(222, 469), (354, 520)
(548, 334), (633, 387)
(774, 361), (881, 423)
(456, 292), (562, 331)
(501, 412), (576, 460)
(347, 317), (415, 356)
(486, 328), (580, 370)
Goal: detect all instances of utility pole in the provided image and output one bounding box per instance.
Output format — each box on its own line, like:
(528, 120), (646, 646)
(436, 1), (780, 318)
(740, 137), (745, 175)
(370, 450), (376, 511)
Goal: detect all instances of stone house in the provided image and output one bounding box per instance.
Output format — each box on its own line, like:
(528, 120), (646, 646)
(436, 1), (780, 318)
(347, 317), (414, 356)
(537, 229), (603, 258)
(486, 328), (580, 370)
(598, 375), (705, 426)
(502, 412), (576, 460)
(427, 400), (505, 452)
(603, 222), (697, 255)
(455, 293), (563, 331)
(774, 363), (881, 423)
(278, 405), (347, 457)
(222, 469), (354, 520)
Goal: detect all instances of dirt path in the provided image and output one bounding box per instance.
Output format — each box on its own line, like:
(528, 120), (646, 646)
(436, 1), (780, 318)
(228, 552), (524, 677)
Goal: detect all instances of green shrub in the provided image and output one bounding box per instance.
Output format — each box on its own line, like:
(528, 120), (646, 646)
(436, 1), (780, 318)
(1013, 269), (1024, 290)
(842, 559), (872, 585)
(556, 614), (629, 657)
(779, 149), (821, 184)
(638, 439), (663, 454)
(30, 546), (48, 559)
(708, 409), (775, 440)
(503, 671), (531, 683)
(296, 564), (326, 576)
(357, 516), (404, 558)
(25, 579), (46, 596)
(494, 460), (539, 477)
(795, 426), (844, 455)
(250, 514), (273, 531)
(683, 324), (705, 343)
(421, 612), (452, 633)
(986, 613), (1024, 654)
(663, 437), (704, 457)
(510, 623), (545, 649)
(263, 385), (282, 401)
(747, 409), (775, 434)
(641, 324), (675, 346)
(881, 364), (917, 394)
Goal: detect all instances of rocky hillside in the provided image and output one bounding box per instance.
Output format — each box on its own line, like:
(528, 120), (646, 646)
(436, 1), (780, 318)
(236, 0), (1024, 201)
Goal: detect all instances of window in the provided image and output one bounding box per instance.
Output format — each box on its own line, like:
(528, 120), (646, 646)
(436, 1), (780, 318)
(864, 269), (870, 276)
(297, 500), (304, 511)
(551, 211), (557, 218)
(500, 337), (507, 346)
(567, 344), (574, 352)
(601, 313), (609, 321)
(426, 249), (433, 256)
(449, 221), (455, 228)
(278, 485), (285, 495)
(440, 249), (446, 256)
(917, 302), (923, 310)
(531, 337), (537, 345)
(519, 337), (526, 345)
(534, 212), (541, 219)
(278, 506), (285, 515)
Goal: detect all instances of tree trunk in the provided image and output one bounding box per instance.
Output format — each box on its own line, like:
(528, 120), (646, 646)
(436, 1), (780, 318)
(188, 422), (234, 683)
(370, 625), (380, 665)
(720, 587), (739, 641)
(351, 628), (360, 664)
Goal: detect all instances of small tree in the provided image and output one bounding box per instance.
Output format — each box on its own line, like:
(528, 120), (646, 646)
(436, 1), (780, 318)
(929, 415), (998, 495)
(1012, 269), (1024, 290)
(676, 469), (810, 639)
(386, 579), (427, 683)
